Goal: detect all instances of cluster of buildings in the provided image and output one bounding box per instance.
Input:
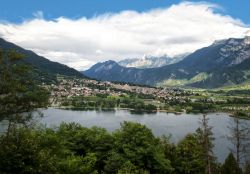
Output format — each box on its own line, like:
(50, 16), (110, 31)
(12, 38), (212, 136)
(46, 78), (192, 102)
(43, 77), (249, 114)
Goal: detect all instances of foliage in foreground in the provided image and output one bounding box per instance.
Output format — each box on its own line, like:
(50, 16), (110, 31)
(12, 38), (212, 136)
(0, 121), (249, 174)
(0, 49), (49, 124)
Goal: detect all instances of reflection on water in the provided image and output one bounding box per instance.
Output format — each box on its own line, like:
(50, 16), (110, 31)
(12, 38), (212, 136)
(39, 108), (249, 162)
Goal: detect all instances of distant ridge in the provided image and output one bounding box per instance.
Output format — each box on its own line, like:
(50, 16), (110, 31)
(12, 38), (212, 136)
(118, 54), (186, 69)
(84, 37), (250, 89)
(0, 38), (85, 80)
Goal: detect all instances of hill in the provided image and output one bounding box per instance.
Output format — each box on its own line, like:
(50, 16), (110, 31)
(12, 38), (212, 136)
(0, 38), (85, 83)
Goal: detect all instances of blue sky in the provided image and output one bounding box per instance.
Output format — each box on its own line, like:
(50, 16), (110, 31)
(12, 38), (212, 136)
(0, 1), (249, 70)
(1, 0), (250, 24)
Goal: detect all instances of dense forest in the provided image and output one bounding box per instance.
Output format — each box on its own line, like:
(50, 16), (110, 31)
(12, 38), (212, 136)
(1, 119), (250, 174)
(0, 49), (250, 174)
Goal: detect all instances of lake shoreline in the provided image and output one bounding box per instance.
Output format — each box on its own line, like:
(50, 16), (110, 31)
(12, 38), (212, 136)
(40, 108), (250, 163)
(51, 106), (250, 120)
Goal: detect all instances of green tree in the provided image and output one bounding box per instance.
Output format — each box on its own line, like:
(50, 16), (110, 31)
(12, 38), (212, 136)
(104, 152), (128, 173)
(244, 161), (250, 174)
(161, 135), (177, 167)
(221, 153), (241, 174)
(174, 115), (219, 174)
(175, 134), (205, 174)
(197, 114), (217, 174)
(0, 49), (49, 130)
(112, 121), (173, 174)
(0, 124), (100, 174)
(58, 153), (98, 174)
(117, 161), (140, 174)
(0, 127), (61, 174)
(57, 123), (114, 171)
(228, 116), (250, 174)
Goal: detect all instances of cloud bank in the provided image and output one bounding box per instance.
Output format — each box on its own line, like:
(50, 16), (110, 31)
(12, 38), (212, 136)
(0, 1), (249, 70)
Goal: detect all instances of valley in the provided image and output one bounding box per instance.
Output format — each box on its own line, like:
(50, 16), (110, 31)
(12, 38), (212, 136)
(45, 76), (250, 119)
(1, 36), (249, 118)
(1, 1), (250, 173)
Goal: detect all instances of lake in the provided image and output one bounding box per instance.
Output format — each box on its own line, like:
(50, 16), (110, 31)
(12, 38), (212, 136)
(38, 108), (249, 162)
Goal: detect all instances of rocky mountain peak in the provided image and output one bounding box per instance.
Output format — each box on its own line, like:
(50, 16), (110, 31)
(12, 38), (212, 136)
(118, 54), (186, 69)
(217, 37), (250, 66)
(244, 36), (250, 45)
(84, 37), (250, 89)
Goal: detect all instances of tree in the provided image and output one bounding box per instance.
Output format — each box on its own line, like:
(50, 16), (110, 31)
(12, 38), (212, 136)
(174, 118), (219, 174)
(57, 123), (114, 172)
(244, 161), (250, 174)
(58, 153), (98, 174)
(104, 152), (127, 174)
(117, 161), (140, 174)
(0, 49), (49, 131)
(112, 121), (173, 173)
(228, 116), (250, 174)
(0, 125), (100, 174)
(197, 114), (217, 174)
(175, 133), (205, 174)
(161, 135), (178, 169)
(0, 127), (61, 174)
(221, 153), (241, 174)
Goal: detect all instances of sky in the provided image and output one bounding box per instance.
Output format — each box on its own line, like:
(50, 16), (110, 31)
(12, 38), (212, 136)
(0, 0), (250, 70)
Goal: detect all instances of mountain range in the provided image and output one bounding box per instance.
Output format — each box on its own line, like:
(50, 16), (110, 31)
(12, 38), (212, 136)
(1, 36), (249, 89)
(118, 54), (187, 69)
(84, 37), (250, 89)
(0, 38), (85, 83)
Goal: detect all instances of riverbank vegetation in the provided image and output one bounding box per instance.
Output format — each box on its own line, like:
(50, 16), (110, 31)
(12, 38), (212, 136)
(60, 95), (158, 113)
(58, 91), (250, 118)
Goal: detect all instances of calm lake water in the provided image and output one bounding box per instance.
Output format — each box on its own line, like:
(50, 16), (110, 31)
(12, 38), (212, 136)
(38, 108), (249, 162)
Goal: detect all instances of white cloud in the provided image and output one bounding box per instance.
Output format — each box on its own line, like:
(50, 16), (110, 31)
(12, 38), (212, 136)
(0, 1), (249, 70)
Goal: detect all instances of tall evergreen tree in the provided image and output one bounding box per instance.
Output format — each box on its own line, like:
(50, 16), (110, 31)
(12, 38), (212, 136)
(196, 114), (216, 174)
(0, 49), (49, 131)
(175, 133), (205, 174)
(228, 116), (250, 174)
(221, 153), (241, 174)
(244, 161), (250, 174)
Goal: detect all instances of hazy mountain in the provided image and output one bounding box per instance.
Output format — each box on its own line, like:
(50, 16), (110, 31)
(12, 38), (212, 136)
(0, 38), (85, 82)
(118, 54), (187, 68)
(84, 37), (250, 88)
